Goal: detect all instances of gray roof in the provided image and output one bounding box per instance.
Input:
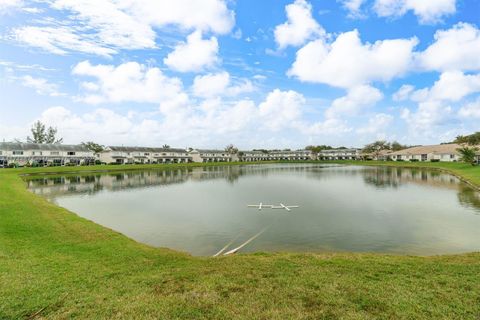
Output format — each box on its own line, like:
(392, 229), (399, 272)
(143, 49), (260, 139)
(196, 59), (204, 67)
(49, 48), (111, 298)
(191, 149), (228, 154)
(107, 146), (187, 153)
(0, 142), (90, 152)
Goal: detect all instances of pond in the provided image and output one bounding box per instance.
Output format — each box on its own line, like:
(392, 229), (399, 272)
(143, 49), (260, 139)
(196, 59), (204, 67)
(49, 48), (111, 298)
(25, 164), (480, 256)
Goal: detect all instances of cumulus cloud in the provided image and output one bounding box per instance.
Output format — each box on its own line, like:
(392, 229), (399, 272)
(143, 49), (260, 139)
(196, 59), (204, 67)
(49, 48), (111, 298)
(274, 0), (325, 49)
(258, 89), (304, 131)
(374, 0), (456, 24)
(326, 85), (383, 119)
(12, 0), (234, 56)
(192, 71), (255, 98)
(417, 23), (480, 72)
(392, 84), (415, 101)
(288, 29), (418, 88)
(164, 30), (219, 72)
(72, 61), (187, 107)
(21, 75), (63, 96)
(339, 0), (367, 18)
(0, 0), (22, 13)
(357, 113), (393, 135)
(401, 101), (453, 133)
(459, 99), (480, 119)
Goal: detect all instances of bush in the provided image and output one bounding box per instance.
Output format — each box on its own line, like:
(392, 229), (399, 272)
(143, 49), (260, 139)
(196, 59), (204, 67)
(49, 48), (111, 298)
(8, 163), (17, 168)
(108, 162), (121, 165)
(409, 159), (419, 162)
(65, 162), (76, 166)
(95, 160), (102, 165)
(396, 159), (404, 162)
(430, 159), (440, 162)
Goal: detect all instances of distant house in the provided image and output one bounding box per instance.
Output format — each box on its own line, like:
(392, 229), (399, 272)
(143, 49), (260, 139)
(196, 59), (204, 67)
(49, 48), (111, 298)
(389, 144), (462, 162)
(240, 150), (315, 162)
(318, 149), (361, 160)
(0, 142), (95, 167)
(189, 149), (233, 163)
(99, 146), (190, 164)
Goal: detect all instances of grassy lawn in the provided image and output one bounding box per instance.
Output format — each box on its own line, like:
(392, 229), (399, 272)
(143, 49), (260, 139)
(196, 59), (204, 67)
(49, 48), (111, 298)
(1, 161), (480, 319)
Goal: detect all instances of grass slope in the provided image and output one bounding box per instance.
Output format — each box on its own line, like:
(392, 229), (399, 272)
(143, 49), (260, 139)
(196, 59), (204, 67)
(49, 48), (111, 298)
(1, 161), (480, 319)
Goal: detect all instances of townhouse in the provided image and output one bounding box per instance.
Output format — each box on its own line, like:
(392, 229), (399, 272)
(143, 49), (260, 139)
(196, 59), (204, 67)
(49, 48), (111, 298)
(0, 142), (95, 167)
(318, 149), (361, 160)
(99, 146), (191, 164)
(189, 149), (235, 163)
(389, 144), (462, 162)
(240, 150), (315, 162)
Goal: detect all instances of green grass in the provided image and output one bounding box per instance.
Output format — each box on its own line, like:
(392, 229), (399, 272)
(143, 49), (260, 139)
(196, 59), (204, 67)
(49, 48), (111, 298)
(1, 161), (480, 319)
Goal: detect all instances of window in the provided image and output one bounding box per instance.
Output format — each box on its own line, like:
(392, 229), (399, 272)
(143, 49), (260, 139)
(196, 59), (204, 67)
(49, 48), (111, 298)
(13, 151), (23, 155)
(144, 153), (149, 156)
(67, 152), (75, 156)
(450, 154), (455, 159)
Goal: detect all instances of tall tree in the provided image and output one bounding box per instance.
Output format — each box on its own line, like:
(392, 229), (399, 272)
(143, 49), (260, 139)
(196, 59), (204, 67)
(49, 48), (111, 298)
(391, 141), (407, 151)
(225, 144), (238, 154)
(27, 121), (63, 144)
(81, 141), (104, 154)
(362, 140), (390, 158)
(457, 146), (479, 166)
(162, 144), (170, 149)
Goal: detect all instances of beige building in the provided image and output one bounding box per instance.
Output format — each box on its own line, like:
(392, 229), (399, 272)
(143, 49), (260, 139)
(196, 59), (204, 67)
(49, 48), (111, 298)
(389, 144), (462, 162)
(0, 142), (95, 167)
(318, 149), (361, 160)
(189, 149), (234, 163)
(99, 146), (191, 164)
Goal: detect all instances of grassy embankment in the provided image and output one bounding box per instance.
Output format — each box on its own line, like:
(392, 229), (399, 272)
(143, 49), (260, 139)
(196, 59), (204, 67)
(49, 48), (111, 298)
(1, 161), (480, 319)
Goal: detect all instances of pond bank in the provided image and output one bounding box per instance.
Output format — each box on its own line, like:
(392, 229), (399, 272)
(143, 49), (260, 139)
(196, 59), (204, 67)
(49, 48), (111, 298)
(1, 161), (480, 319)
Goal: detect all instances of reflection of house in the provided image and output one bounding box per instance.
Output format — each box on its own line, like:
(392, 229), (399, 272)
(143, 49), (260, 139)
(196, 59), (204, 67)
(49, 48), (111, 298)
(389, 144), (462, 162)
(189, 149), (234, 163)
(0, 142), (95, 167)
(318, 149), (361, 160)
(99, 146), (191, 164)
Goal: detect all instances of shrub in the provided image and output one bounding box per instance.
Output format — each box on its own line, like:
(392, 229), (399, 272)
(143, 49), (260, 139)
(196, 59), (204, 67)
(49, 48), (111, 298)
(430, 159), (440, 162)
(95, 160), (102, 165)
(410, 159), (419, 162)
(8, 163), (17, 168)
(396, 159), (404, 162)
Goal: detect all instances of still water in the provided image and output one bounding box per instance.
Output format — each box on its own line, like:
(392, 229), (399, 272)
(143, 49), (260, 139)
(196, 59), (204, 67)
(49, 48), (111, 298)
(26, 164), (480, 256)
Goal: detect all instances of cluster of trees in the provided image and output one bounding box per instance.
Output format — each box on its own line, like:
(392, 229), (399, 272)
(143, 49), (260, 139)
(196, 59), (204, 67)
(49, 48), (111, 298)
(453, 132), (480, 145)
(362, 140), (408, 157)
(305, 145), (334, 153)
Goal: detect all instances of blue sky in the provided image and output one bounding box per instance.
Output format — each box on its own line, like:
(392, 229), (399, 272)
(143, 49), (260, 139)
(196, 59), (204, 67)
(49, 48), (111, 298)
(0, 0), (479, 149)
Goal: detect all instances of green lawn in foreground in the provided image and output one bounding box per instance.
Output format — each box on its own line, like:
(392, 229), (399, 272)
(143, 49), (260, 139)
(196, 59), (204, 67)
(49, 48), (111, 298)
(1, 161), (480, 319)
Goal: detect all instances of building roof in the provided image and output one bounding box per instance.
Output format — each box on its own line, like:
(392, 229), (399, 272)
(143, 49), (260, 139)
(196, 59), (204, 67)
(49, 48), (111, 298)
(106, 146), (187, 153)
(0, 142), (91, 152)
(190, 149), (228, 154)
(319, 148), (360, 154)
(389, 144), (463, 156)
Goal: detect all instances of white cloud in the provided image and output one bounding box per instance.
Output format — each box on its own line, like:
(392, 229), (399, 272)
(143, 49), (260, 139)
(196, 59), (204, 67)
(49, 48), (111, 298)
(164, 30), (219, 73)
(13, 26), (117, 57)
(301, 118), (352, 135)
(357, 113), (393, 135)
(0, 0), (22, 13)
(72, 61), (187, 106)
(339, 0), (367, 18)
(192, 72), (230, 97)
(417, 23), (480, 72)
(459, 99), (480, 118)
(393, 84), (415, 101)
(326, 85), (383, 119)
(289, 30), (417, 88)
(401, 101), (453, 133)
(21, 75), (63, 96)
(373, 0), (456, 24)
(12, 0), (234, 56)
(258, 89), (304, 131)
(274, 0), (325, 49)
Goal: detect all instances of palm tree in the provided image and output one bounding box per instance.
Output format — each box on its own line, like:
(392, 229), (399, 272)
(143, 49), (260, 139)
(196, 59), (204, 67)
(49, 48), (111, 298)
(162, 144), (170, 149)
(457, 146), (479, 166)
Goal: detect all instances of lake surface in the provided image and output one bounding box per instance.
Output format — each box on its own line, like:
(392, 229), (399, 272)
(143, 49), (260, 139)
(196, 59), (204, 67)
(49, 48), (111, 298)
(26, 164), (480, 256)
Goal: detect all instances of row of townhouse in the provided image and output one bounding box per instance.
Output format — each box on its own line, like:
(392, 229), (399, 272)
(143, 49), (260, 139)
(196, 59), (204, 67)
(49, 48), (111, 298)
(0, 142), (95, 167)
(241, 150), (315, 161)
(98, 146), (191, 164)
(318, 149), (361, 160)
(386, 144), (468, 162)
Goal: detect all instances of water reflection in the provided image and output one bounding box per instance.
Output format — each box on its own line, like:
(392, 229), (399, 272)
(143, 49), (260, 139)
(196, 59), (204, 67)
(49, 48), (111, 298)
(25, 164), (480, 256)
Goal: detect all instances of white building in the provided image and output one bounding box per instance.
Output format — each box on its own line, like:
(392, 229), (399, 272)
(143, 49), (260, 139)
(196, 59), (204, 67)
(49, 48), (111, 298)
(0, 142), (95, 167)
(389, 144), (463, 162)
(189, 149), (234, 163)
(99, 146), (191, 164)
(318, 149), (361, 160)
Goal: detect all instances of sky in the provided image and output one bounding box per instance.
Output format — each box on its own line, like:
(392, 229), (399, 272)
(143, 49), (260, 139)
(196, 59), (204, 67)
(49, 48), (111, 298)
(0, 0), (479, 149)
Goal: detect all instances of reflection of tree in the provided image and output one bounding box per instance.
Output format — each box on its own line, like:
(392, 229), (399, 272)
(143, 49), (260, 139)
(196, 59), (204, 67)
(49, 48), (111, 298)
(362, 168), (400, 189)
(457, 185), (480, 213)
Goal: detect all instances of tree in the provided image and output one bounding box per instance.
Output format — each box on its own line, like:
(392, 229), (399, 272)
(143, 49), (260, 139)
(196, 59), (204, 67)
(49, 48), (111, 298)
(305, 145), (332, 153)
(225, 144), (238, 154)
(457, 146), (479, 166)
(391, 141), (407, 151)
(362, 140), (390, 158)
(162, 144), (170, 149)
(452, 132), (480, 145)
(81, 141), (104, 154)
(27, 121), (63, 144)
